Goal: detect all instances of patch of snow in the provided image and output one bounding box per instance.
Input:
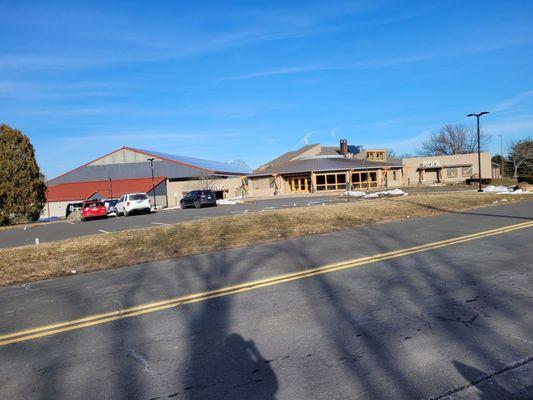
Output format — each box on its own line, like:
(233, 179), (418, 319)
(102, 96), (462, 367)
(217, 199), (244, 205)
(164, 205), (182, 210)
(483, 185), (514, 193)
(344, 188), (407, 199)
(343, 190), (366, 198)
(386, 188), (407, 196)
(482, 185), (530, 195)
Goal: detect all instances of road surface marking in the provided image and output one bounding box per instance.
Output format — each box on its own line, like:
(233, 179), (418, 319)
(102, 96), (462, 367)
(97, 230), (110, 234)
(1, 220), (532, 346)
(65, 222), (75, 225)
(151, 222), (170, 226)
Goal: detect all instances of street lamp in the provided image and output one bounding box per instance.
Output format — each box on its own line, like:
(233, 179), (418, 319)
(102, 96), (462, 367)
(466, 111), (489, 192)
(499, 134), (504, 178)
(147, 158), (156, 209)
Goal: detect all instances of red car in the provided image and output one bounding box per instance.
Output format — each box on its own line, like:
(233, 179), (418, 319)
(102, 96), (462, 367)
(81, 200), (108, 221)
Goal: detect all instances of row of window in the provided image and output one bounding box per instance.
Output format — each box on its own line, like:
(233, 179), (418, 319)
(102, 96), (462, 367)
(254, 178), (276, 190)
(366, 151), (385, 161)
(446, 166), (472, 178)
(315, 172), (381, 191)
(253, 169), (402, 192)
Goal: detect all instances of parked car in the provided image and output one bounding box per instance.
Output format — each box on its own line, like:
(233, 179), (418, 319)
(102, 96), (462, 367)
(103, 199), (119, 216)
(65, 202), (83, 218)
(116, 193), (151, 216)
(180, 190), (217, 209)
(80, 200), (108, 221)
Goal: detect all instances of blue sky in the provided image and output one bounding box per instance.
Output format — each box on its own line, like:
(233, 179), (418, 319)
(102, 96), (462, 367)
(1, 0), (533, 179)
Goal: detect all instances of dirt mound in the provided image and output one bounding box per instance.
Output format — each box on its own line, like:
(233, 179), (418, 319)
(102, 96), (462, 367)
(517, 182), (533, 192)
(66, 210), (82, 221)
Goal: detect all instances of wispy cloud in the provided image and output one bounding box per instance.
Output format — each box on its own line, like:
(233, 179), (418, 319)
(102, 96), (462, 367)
(0, 80), (123, 98)
(219, 39), (532, 81)
(484, 115), (533, 136)
(61, 130), (242, 144)
(0, 4), (375, 72)
(491, 89), (533, 113)
(221, 66), (324, 81)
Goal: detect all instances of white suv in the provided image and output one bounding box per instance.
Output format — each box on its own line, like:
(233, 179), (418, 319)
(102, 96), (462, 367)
(116, 193), (151, 216)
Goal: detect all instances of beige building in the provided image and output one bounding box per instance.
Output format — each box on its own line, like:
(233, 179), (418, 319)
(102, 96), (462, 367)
(248, 141), (404, 197)
(247, 141), (493, 198)
(402, 153), (492, 185)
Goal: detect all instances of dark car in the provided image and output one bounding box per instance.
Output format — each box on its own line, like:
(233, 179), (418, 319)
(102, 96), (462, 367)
(180, 190), (217, 209)
(103, 199), (119, 215)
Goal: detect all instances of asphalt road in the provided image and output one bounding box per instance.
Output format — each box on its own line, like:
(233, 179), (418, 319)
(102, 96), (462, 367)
(0, 195), (343, 248)
(1, 200), (532, 399)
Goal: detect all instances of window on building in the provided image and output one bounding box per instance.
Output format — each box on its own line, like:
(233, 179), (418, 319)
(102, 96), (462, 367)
(269, 178), (276, 188)
(287, 177), (310, 192)
(446, 168), (458, 178)
(316, 173), (348, 191)
(351, 171), (378, 188)
(462, 166), (472, 177)
(392, 171), (397, 180)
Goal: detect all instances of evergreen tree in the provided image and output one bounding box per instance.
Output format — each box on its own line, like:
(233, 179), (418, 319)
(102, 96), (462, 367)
(0, 124), (46, 225)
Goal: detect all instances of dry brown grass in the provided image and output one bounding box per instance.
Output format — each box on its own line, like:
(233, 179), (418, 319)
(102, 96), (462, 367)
(0, 192), (529, 286)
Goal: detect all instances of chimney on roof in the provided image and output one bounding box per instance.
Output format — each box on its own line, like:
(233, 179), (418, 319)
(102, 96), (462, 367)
(340, 139), (348, 157)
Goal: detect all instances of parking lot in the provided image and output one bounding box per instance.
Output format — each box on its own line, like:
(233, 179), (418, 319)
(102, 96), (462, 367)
(0, 195), (344, 248)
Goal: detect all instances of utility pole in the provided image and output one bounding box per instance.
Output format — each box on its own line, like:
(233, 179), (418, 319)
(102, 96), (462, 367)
(466, 111), (489, 192)
(147, 158), (157, 209)
(499, 134), (504, 178)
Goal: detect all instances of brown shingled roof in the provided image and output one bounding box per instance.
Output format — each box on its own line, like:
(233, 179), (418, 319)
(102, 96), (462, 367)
(251, 157), (402, 176)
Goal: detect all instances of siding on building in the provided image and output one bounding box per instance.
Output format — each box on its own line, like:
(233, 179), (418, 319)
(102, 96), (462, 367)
(402, 153), (492, 185)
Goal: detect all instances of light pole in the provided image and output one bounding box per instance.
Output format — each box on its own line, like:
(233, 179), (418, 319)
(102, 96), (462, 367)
(364, 154), (369, 190)
(147, 158), (156, 209)
(499, 134), (504, 178)
(466, 111), (489, 192)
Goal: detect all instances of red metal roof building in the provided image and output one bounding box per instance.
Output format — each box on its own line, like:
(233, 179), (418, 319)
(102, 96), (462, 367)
(42, 146), (249, 219)
(46, 177), (166, 202)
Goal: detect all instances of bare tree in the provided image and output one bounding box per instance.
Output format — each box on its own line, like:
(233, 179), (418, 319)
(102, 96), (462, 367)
(386, 148), (397, 158)
(419, 124), (491, 156)
(507, 138), (533, 178)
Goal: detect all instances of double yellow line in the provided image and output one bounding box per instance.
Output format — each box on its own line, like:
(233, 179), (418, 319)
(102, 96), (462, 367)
(1, 220), (532, 346)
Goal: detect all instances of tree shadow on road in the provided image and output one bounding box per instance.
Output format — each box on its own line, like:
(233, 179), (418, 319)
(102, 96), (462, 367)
(282, 220), (533, 398)
(448, 360), (533, 400)
(2, 205), (532, 400)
